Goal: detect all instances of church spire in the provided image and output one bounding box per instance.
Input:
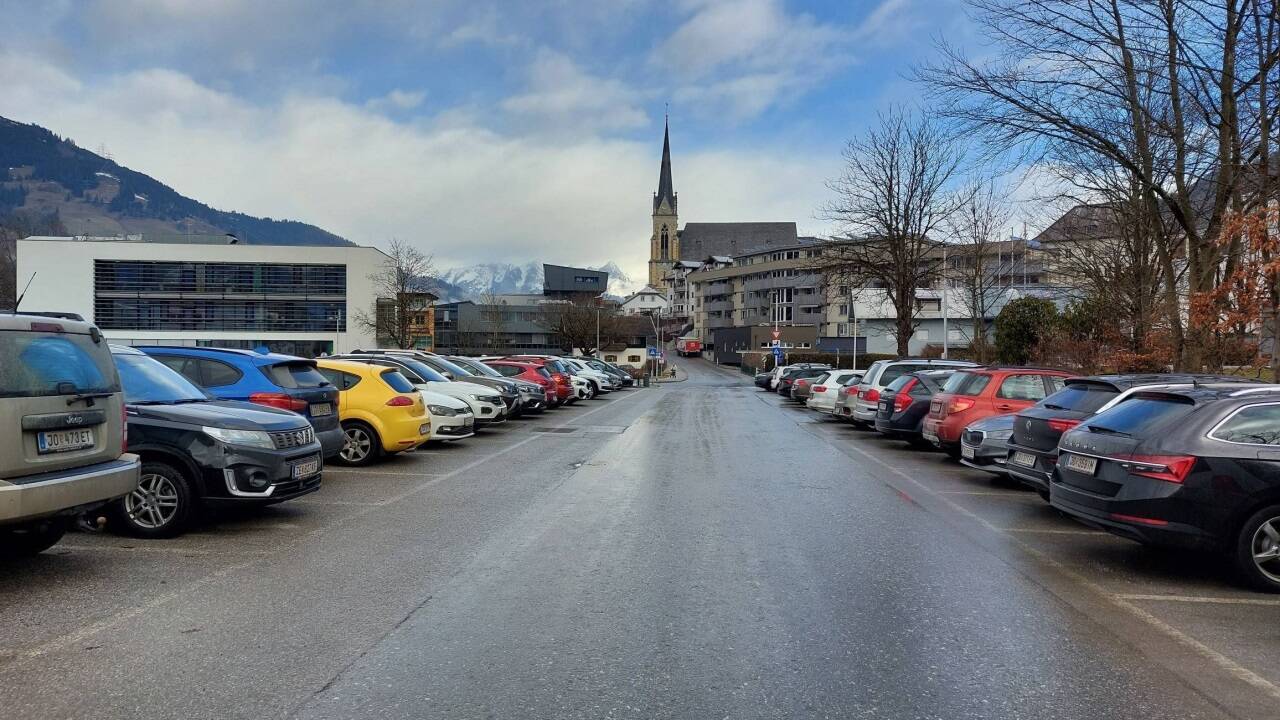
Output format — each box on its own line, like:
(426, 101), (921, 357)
(654, 115), (676, 213)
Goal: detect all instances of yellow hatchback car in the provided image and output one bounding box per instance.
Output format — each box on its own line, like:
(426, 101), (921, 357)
(315, 359), (431, 466)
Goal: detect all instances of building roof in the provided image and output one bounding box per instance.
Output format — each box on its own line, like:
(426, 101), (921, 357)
(654, 117), (676, 214)
(23, 233), (242, 245)
(678, 222), (798, 261)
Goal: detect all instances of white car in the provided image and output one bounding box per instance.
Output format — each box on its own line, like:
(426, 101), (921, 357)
(768, 365), (792, 390)
(569, 374), (595, 400)
(560, 357), (618, 394)
(806, 370), (863, 413)
(418, 391), (475, 441)
(332, 354), (508, 425)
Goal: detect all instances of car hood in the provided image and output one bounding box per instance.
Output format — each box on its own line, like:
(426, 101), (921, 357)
(455, 376), (518, 395)
(422, 380), (501, 399)
(966, 413), (1015, 433)
(128, 399), (306, 431)
(417, 390), (470, 410)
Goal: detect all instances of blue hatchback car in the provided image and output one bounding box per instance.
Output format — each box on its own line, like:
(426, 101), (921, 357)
(135, 346), (344, 459)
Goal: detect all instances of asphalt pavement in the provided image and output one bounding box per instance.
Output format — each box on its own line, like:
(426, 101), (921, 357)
(1, 359), (1278, 719)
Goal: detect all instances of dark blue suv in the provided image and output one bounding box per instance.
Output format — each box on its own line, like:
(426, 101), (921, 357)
(135, 347), (343, 459)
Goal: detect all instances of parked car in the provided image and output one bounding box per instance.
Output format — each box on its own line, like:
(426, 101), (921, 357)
(850, 359), (979, 427)
(779, 366), (830, 398)
(873, 369), (958, 444)
(1050, 384), (1280, 591)
(805, 370), (862, 414)
(560, 357), (620, 394)
(1005, 374), (1255, 499)
(505, 356), (579, 405)
(769, 363), (828, 391)
(754, 371), (773, 389)
(374, 352), (522, 417)
(484, 359), (561, 406)
(332, 353), (507, 424)
(923, 367), (1073, 458)
(959, 414), (1015, 477)
(0, 315), (140, 555)
(109, 346), (322, 537)
(315, 359), (432, 465)
(338, 357), (474, 442)
(138, 346), (344, 459)
(580, 357), (634, 387)
(447, 356), (547, 414)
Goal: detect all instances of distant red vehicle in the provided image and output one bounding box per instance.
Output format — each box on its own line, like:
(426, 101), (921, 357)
(484, 360), (561, 405)
(502, 356), (575, 406)
(675, 337), (702, 357)
(922, 367), (1074, 458)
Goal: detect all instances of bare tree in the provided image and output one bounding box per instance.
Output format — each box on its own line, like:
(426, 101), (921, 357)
(919, 0), (1279, 369)
(541, 297), (622, 354)
(478, 289), (509, 354)
(943, 181), (1012, 362)
(0, 236), (14, 311)
(355, 239), (438, 349)
(818, 109), (966, 355)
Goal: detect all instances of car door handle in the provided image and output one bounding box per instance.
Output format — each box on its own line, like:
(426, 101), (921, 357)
(996, 404), (1014, 411)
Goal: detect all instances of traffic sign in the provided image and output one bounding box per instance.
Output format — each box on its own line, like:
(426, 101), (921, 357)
(771, 330), (781, 340)
(647, 346), (659, 357)
(770, 339), (780, 348)
(772, 347), (784, 361)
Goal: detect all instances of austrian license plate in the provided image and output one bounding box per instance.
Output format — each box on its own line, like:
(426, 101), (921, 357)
(961, 444), (976, 460)
(292, 457), (320, 478)
(1010, 451), (1036, 467)
(879, 401), (892, 412)
(310, 403), (332, 417)
(37, 428), (94, 454)
(1063, 453), (1098, 475)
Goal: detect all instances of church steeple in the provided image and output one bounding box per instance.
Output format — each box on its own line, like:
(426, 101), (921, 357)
(654, 116), (676, 213)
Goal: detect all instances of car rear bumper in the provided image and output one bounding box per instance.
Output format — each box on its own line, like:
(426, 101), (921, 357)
(806, 397), (835, 412)
(1049, 482), (1218, 550)
(1004, 444), (1053, 492)
(0, 454), (140, 524)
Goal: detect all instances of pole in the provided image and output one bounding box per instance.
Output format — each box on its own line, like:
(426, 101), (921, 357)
(334, 308), (342, 354)
(942, 245), (949, 359)
(850, 289), (858, 372)
(595, 305), (600, 359)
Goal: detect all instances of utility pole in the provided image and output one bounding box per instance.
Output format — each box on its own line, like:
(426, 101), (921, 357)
(941, 245), (949, 360)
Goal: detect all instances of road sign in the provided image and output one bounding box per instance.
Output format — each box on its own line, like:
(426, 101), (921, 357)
(772, 330), (781, 340)
(770, 339), (780, 348)
(772, 347), (784, 362)
(647, 346), (659, 357)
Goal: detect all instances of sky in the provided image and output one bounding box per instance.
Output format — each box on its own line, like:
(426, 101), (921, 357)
(0, 0), (978, 282)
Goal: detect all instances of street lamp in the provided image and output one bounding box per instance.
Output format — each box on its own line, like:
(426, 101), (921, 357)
(941, 245), (949, 360)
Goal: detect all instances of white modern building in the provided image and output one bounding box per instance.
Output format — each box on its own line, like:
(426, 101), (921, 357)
(16, 235), (390, 356)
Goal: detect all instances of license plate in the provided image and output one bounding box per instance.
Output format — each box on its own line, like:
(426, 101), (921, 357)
(879, 401), (891, 412)
(1063, 453), (1097, 475)
(961, 445), (976, 459)
(292, 457), (320, 478)
(1010, 451), (1036, 467)
(310, 403), (332, 417)
(37, 428), (95, 454)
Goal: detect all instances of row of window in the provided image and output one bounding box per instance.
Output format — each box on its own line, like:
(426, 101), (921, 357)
(94, 299), (347, 332)
(94, 260), (347, 296)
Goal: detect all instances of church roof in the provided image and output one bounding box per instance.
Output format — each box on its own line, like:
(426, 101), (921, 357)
(678, 222), (798, 261)
(653, 118), (676, 213)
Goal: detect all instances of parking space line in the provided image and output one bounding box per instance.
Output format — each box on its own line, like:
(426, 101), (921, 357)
(1115, 593), (1280, 607)
(936, 490), (1030, 497)
(52, 544), (271, 556)
(324, 470), (445, 478)
(1003, 527), (1103, 535)
(292, 500), (385, 507)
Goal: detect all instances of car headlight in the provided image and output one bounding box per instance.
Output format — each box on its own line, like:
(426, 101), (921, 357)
(427, 404), (459, 416)
(202, 426), (275, 449)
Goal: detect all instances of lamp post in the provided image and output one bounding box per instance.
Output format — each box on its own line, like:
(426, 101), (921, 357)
(942, 245), (949, 360)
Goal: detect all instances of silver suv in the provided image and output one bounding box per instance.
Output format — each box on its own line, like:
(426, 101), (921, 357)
(0, 314), (140, 556)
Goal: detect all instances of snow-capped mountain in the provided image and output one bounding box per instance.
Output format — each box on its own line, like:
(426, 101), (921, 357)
(433, 260), (642, 301)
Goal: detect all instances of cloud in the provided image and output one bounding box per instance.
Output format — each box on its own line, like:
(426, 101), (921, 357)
(366, 89), (428, 113)
(0, 53), (834, 281)
(501, 50), (648, 134)
(653, 0), (853, 120)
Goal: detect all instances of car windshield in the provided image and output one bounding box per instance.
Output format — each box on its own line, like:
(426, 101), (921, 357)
(114, 353), (209, 404)
(429, 356), (476, 377)
(380, 369), (417, 393)
(1084, 395), (1195, 435)
(265, 361), (330, 389)
(390, 358), (449, 383)
(1042, 383), (1120, 413)
(0, 330), (119, 398)
(451, 357), (503, 378)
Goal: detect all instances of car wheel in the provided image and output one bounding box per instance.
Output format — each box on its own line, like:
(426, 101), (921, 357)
(0, 517), (68, 558)
(108, 461), (196, 538)
(1235, 506), (1280, 592)
(337, 421), (382, 467)
(587, 381), (599, 399)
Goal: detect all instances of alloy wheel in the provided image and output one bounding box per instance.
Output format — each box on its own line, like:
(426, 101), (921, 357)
(1252, 517), (1280, 583)
(125, 473), (179, 529)
(341, 426), (373, 463)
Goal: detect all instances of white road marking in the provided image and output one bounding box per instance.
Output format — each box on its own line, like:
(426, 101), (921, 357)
(1116, 594), (1280, 607)
(324, 469), (445, 478)
(1003, 527), (1103, 535)
(936, 490), (1031, 497)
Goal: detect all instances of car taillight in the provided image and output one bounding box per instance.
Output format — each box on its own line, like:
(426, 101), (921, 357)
(812, 386), (827, 393)
(860, 388), (880, 402)
(948, 398), (975, 414)
(386, 395), (415, 407)
(249, 392), (308, 412)
(1047, 418), (1081, 433)
(893, 379), (918, 413)
(1120, 454), (1197, 484)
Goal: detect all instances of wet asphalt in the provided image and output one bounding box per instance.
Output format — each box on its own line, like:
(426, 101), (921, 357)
(0, 359), (1277, 719)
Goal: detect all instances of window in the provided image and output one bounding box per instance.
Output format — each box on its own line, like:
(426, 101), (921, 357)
(573, 275), (601, 284)
(997, 374), (1048, 401)
(264, 362), (329, 389)
(775, 288), (793, 303)
(914, 329), (930, 341)
(194, 359), (243, 388)
(628, 355), (642, 363)
(114, 354), (208, 404)
(1046, 376), (1068, 394)
(318, 368), (361, 390)
(0, 333), (118, 398)
(1210, 404), (1280, 445)
(1087, 396), (1195, 434)
(379, 369), (416, 393)
(942, 371), (991, 396)
(1041, 382), (1118, 413)
(838, 304), (849, 316)
(660, 225), (670, 259)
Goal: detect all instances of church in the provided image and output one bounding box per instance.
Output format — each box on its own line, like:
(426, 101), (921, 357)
(646, 119), (799, 289)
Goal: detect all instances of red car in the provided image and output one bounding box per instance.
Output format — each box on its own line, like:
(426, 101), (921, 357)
(922, 367), (1073, 458)
(485, 360), (561, 405)
(502, 356), (575, 406)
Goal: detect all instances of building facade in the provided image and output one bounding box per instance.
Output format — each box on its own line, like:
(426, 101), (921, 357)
(620, 285), (669, 315)
(16, 235), (389, 356)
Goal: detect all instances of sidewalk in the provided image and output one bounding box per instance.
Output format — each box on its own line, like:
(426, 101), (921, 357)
(653, 364), (688, 383)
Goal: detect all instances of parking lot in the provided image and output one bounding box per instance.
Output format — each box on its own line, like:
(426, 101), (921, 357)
(2, 359), (1279, 719)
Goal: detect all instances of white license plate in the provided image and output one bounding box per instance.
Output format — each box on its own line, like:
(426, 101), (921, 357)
(1063, 453), (1097, 475)
(961, 445), (976, 459)
(292, 457), (320, 478)
(879, 401), (891, 412)
(310, 403), (332, 417)
(1010, 451), (1036, 467)
(37, 428), (95, 454)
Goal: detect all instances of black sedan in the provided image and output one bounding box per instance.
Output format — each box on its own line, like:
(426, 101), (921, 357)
(107, 346), (322, 538)
(1050, 384), (1280, 591)
(1007, 374), (1254, 500)
(873, 369), (957, 444)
